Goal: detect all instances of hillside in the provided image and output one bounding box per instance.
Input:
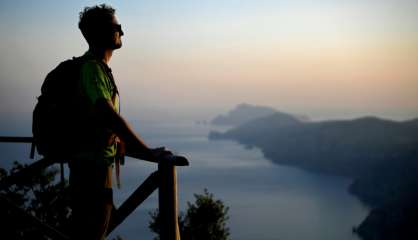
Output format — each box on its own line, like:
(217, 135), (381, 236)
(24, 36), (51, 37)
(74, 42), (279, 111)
(210, 116), (418, 177)
(209, 113), (418, 240)
(211, 103), (308, 126)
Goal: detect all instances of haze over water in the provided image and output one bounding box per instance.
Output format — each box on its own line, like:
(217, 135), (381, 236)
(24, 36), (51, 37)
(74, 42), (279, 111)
(1, 0), (418, 121)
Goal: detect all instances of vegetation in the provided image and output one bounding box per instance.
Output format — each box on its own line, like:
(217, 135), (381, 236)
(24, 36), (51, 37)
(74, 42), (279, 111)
(0, 161), (71, 239)
(0, 162), (230, 240)
(149, 189), (230, 240)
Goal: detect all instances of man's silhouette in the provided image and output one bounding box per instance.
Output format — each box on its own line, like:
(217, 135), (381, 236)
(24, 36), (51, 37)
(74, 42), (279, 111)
(70, 4), (169, 239)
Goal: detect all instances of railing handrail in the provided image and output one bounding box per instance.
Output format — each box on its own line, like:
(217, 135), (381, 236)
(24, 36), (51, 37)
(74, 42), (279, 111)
(0, 136), (33, 143)
(0, 136), (189, 166)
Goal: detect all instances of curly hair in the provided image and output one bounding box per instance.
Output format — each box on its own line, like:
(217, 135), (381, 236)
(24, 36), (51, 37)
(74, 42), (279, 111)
(78, 4), (116, 44)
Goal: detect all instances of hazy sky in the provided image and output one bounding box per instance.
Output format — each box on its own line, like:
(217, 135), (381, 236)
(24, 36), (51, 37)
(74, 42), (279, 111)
(1, 0), (417, 121)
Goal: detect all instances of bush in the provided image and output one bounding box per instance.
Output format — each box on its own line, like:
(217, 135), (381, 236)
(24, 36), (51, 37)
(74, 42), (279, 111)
(149, 189), (230, 240)
(0, 161), (70, 239)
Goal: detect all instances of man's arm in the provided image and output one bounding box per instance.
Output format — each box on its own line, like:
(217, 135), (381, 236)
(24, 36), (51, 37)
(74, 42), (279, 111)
(95, 98), (156, 161)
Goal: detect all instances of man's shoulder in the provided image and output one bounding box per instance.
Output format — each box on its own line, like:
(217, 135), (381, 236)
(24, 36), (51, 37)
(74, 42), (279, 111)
(81, 58), (106, 76)
(80, 51), (104, 70)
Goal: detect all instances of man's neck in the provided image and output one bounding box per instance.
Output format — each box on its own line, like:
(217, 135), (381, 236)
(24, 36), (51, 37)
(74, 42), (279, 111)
(89, 47), (113, 64)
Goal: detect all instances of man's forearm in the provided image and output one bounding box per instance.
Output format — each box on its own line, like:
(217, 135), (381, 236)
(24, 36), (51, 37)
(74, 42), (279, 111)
(112, 111), (153, 159)
(96, 99), (154, 160)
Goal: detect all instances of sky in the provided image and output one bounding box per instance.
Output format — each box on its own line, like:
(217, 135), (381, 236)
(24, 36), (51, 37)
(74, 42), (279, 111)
(0, 0), (417, 122)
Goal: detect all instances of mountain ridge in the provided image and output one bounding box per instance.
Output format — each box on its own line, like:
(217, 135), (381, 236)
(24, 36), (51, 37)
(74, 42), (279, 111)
(209, 106), (418, 240)
(211, 103), (309, 126)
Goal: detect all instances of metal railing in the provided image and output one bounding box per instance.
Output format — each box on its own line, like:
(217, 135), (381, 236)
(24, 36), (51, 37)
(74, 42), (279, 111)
(0, 136), (189, 240)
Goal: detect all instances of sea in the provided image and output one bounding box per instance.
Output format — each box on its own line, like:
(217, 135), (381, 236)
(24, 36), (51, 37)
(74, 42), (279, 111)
(0, 119), (369, 240)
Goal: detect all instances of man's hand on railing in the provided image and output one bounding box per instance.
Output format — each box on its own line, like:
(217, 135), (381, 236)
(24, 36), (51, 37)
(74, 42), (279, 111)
(150, 147), (172, 160)
(127, 145), (189, 166)
(150, 147), (189, 166)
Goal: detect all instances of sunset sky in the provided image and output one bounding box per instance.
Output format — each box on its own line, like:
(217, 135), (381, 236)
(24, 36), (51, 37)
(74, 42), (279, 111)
(1, 0), (417, 121)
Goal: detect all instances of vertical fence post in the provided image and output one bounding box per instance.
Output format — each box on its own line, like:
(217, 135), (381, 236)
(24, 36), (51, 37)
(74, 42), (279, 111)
(158, 161), (180, 240)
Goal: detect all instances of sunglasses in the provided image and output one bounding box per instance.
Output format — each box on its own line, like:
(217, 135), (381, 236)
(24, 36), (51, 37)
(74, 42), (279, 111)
(113, 24), (122, 32)
(109, 23), (123, 35)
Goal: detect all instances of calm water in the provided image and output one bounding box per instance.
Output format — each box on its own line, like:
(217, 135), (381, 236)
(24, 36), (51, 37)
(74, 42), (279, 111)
(0, 120), (369, 240)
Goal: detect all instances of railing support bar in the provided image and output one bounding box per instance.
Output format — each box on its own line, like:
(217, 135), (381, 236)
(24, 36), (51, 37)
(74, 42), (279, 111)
(107, 171), (160, 235)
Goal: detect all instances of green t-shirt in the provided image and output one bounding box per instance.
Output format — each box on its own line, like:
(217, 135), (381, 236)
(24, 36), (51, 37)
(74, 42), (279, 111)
(74, 51), (120, 166)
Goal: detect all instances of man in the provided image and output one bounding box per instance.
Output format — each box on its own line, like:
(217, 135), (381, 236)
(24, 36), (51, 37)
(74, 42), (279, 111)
(70, 4), (169, 240)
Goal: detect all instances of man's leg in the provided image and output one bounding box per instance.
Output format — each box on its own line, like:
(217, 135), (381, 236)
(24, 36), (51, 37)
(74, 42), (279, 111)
(70, 188), (113, 240)
(69, 161), (113, 240)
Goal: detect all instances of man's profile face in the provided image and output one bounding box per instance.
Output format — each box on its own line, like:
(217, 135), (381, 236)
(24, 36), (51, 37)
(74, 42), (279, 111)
(102, 15), (123, 50)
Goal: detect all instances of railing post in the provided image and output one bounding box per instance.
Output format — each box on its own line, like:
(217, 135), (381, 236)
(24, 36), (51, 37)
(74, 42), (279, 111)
(158, 161), (180, 240)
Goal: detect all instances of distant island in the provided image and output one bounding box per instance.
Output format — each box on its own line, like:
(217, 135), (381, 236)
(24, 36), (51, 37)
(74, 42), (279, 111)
(209, 105), (418, 240)
(211, 103), (309, 126)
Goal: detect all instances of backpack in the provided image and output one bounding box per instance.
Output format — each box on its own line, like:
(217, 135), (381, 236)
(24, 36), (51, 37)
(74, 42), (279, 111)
(32, 56), (86, 160)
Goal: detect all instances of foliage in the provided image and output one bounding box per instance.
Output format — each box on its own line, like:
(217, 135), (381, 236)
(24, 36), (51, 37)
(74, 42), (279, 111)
(149, 189), (230, 240)
(1, 161), (230, 240)
(0, 161), (70, 239)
